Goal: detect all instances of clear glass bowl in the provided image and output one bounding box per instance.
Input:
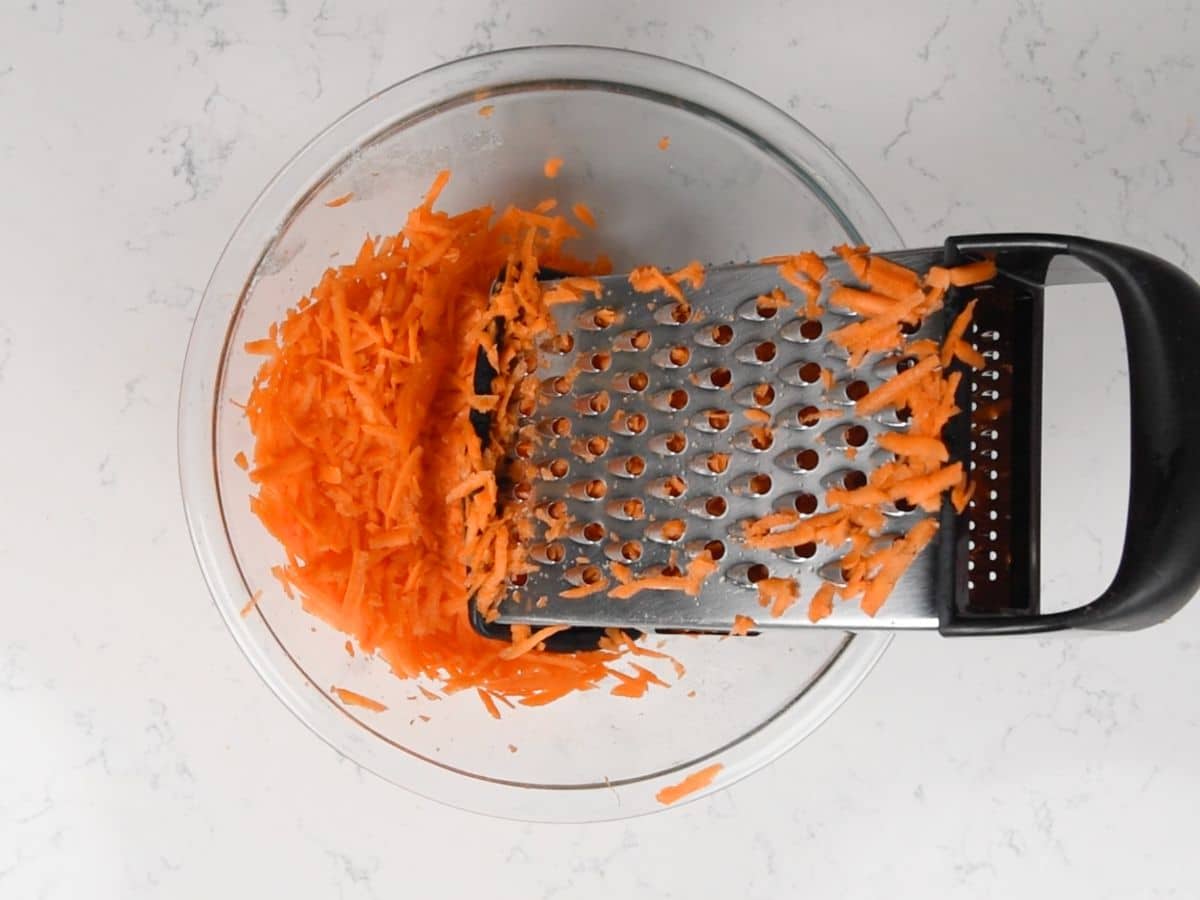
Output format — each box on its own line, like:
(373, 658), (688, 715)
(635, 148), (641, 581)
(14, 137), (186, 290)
(179, 46), (901, 822)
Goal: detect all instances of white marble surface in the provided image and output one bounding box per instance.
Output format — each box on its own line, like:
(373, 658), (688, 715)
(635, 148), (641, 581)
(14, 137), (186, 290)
(3, 1), (1200, 897)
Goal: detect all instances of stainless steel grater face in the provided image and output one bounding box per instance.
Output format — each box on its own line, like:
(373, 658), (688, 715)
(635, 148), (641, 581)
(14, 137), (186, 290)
(495, 259), (947, 632)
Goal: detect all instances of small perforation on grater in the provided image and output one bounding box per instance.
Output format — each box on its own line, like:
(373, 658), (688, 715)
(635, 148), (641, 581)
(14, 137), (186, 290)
(495, 261), (949, 631)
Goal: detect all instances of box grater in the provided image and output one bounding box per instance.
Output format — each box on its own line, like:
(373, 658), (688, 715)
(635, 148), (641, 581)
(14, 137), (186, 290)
(472, 234), (1200, 648)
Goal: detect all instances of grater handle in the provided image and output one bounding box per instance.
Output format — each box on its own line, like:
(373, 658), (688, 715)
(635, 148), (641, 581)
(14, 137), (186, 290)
(943, 234), (1200, 633)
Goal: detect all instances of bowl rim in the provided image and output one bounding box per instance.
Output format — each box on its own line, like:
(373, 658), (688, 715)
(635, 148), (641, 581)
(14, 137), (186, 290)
(178, 44), (902, 822)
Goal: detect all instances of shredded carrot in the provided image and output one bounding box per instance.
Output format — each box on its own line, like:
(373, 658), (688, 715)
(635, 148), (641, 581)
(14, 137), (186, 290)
(730, 614), (757, 636)
(954, 339), (986, 370)
(941, 299), (978, 366)
(332, 686), (387, 712)
(477, 687), (501, 719)
(808, 582), (836, 623)
(658, 136), (670, 150)
(572, 201), (597, 229)
(656, 763), (724, 805)
(324, 192), (354, 208)
(233, 451), (249, 470)
(757, 577), (800, 617)
(543, 157), (564, 178)
(478, 104), (494, 117)
(951, 475), (976, 513)
(560, 577), (610, 599)
(344, 639), (355, 657)
(877, 431), (949, 463)
(239, 588), (263, 617)
(948, 258), (997, 286)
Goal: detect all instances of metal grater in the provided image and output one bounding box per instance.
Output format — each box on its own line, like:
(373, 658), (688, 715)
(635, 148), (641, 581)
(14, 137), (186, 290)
(472, 234), (1200, 643)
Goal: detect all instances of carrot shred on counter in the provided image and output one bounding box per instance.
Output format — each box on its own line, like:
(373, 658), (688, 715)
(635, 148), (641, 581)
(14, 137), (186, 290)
(332, 686), (388, 712)
(344, 639), (355, 657)
(478, 104), (495, 117)
(656, 763), (724, 805)
(324, 192), (354, 208)
(658, 136), (671, 150)
(233, 451), (249, 470)
(543, 157), (564, 178)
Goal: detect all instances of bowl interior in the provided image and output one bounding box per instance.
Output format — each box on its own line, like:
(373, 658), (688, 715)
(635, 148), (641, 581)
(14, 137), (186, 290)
(191, 48), (897, 821)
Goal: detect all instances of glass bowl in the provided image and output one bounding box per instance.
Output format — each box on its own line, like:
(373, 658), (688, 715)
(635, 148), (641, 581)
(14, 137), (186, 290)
(179, 46), (901, 822)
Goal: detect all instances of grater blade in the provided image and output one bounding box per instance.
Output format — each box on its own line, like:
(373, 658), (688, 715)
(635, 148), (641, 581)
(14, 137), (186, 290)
(492, 256), (949, 633)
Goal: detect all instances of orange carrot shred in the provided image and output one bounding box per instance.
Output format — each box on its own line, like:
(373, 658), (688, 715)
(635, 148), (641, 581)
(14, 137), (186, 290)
(324, 192), (354, 208)
(332, 686), (387, 712)
(543, 157), (564, 178)
(572, 201), (597, 229)
(658, 136), (670, 150)
(478, 104), (495, 117)
(477, 688), (501, 719)
(233, 451), (249, 470)
(730, 614), (757, 636)
(239, 589), (263, 617)
(656, 763), (724, 805)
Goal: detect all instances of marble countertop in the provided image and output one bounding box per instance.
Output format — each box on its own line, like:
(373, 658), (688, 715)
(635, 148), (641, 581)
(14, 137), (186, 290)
(3, 1), (1199, 897)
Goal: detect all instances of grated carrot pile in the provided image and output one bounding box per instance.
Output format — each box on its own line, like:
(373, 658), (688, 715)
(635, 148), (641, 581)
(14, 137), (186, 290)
(242, 171), (675, 712)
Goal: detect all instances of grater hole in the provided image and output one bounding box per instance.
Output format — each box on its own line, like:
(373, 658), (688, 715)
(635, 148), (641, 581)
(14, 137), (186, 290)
(896, 357), (916, 373)
(794, 492), (818, 514)
(585, 435), (609, 457)
(545, 458), (569, 479)
(670, 303), (691, 324)
(566, 564), (604, 586)
(845, 380), (870, 402)
(587, 392), (611, 415)
(582, 522), (604, 542)
(753, 384), (775, 406)
(648, 519), (687, 543)
(615, 371), (650, 393)
(707, 410), (730, 430)
(705, 539), (727, 560)
(895, 497), (915, 513)
(666, 432), (687, 454)
(795, 449), (820, 471)
(627, 413), (647, 435)
(755, 341), (777, 363)
(669, 389), (689, 410)
(755, 300), (779, 319)
(543, 333), (574, 354)
(750, 474), (773, 495)
(899, 319), (919, 336)
(551, 416), (571, 437)
(793, 541), (817, 559)
(625, 455), (646, 476)
(749, 427), (774, 450)
(621, 540), (643, 561)
(670, 346), (691, 366)
(622, 498), (646, 519)
(509, 572), (528, 586)
(550, 376), (572, 396)
(592, 308), (617, 329)
(711, 367), (732, 388)
(707, 452), (730, 474)
(512, 481), (533, 502)
(651, 475), (688, 499)
(800, 320), (823, 340)
(747, 563), (770, 584)
(797, 405), (823, 427)
(705, 496), (728, 517)
(532, 542), (566, 564)
(846, 425), (869, 447)
(842, 470), (867, 490)
(518, 397), (536, 418)
(514, 439), (534, 459)
(589, 351), (612, 372)
(798, 361), (822, 384)
(546, 500), (568, 520)
(615, 329), (652, 352)
(712, 324), (734, 345)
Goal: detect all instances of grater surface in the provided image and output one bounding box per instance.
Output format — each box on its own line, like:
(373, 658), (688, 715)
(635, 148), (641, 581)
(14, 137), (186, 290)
(496, 260), (947, 632)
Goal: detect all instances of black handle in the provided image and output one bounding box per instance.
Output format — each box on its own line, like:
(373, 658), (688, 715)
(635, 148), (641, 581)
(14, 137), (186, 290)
(939, 234), (1200, 633)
